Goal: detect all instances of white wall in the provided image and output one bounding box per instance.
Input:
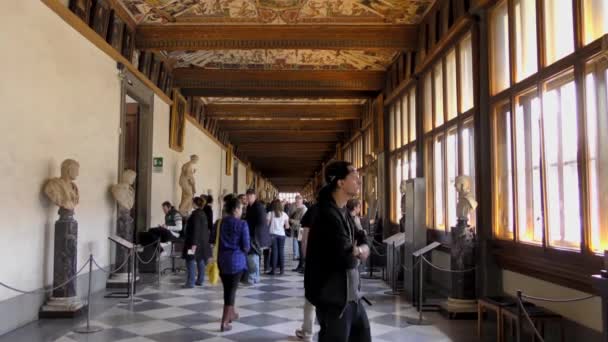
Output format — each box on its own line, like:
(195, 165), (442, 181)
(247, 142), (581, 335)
(503, 270), (601, 331)
(0, 1), (120, 301)
(151, 113), (226, 225)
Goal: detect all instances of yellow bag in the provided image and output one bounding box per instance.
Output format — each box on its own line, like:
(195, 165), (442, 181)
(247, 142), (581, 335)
(206, 219), (222, 285)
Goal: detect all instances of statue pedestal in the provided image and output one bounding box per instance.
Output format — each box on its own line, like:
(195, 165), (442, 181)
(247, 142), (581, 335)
(107, 209), (138, 288)
(440, 220), (477, 320)
(40, 208), (85, 318)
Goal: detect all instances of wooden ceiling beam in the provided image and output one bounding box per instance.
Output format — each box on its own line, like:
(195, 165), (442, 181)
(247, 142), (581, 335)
(182, 88), (377, 98)
(174, 69), (385, 91)
(136, 24), (418, 51)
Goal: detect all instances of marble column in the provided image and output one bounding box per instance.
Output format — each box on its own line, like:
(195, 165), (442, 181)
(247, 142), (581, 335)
(40, 208), (84, 318)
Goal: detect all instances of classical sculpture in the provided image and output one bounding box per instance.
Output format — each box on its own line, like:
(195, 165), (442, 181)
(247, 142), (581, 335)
(111, 169), (136, 210)
(399, 179), (407, 232)
(455, 175), (478, 222)
(178, 155), (198, 215)
(363, 154), (378, 221)
(43, 159), (80, 210)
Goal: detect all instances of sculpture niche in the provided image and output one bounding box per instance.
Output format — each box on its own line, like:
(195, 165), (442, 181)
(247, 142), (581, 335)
(108, 170), (136, 285)
(40, 159), (84, 318)
(178, 155), (198, 216)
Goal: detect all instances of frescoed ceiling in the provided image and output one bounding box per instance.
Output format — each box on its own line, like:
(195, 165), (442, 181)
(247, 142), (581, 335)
(170, 49), (397, 70)
(120, 0), (433, 25)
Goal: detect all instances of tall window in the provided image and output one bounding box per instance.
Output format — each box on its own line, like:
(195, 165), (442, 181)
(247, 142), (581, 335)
(446, 49), (458, 121)
(543, 0), (574, 65)
(491, 1), (510, 93)
(424, 74), (433, 133)
(583, 0), (608, 45)
(434, 63), (445, 127)
(434, 135), (445, 229)
(585, 58), (608, 253)
(409, 89), (417, 142)
(514, 0), (538, 81)
(460, 34), (475, 112)
(493, 103), (514, 239)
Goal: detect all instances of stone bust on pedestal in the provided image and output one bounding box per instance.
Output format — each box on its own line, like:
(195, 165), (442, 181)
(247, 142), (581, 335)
(455, 175), (478, 223)
(43, 159), (80, 210)
(111, 169), (136, 211)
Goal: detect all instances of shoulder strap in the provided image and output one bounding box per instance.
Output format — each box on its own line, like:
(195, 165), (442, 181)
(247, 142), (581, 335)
(213, 219), (222, 258)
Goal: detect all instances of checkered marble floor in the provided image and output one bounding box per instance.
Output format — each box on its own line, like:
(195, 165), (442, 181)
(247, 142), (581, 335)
(55, 267), (455, 342)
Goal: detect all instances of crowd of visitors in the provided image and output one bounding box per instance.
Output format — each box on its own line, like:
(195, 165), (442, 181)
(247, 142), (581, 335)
(149, 159), (370, 340)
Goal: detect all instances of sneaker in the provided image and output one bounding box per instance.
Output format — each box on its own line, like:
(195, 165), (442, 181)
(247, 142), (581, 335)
(295, 328), (313, 342)
(195, 281), (203, 286)
(182, 284), (194, 289)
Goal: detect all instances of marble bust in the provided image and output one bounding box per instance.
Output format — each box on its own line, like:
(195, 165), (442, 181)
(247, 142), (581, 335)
(455, 175), (478, 221)
(43, 159), (80, 210)
(179, 154), (199, 215)
(111, 169), (136, 210)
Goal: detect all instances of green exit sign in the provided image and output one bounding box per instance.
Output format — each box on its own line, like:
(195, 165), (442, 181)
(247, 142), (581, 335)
(153, 157), (163, 172)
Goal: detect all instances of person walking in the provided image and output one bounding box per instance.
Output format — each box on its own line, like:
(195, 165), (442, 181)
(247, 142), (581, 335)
(213, 196), (250, 332)
(290, 195), (308, 272)
(294, 202), (319, 341)
(267, 199), (290, 275)
(245, 189), (269, 284)
(182, 197), (211, 288)
(304, 161), (371, 342)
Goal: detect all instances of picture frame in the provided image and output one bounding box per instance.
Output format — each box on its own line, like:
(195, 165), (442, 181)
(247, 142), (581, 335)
(169, 90), (186, 152)
(226, 145), (233, 176)
(90, 0), (110, 38)
(108, 12), (124, 53)
(69, 0), (92, 23)
(122, 26), (134, 61)
(164, 74), (173, 96)
(158, 64), (167, 91)
(138, 51), (152, 77)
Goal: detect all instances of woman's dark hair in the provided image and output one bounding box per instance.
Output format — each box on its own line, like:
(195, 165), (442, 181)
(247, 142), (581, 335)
(224, 193), (236, 203)
(224, 197), (242, 215)
(346, 198), (360, 212)
(271, 199), (282, 218)
(205, 195), (214, 205)
(317, 160), (354, 201)
(193, 196), (205, 208)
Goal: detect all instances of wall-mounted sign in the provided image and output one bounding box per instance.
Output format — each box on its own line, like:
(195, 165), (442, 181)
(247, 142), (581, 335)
(153, 157), (163, 173)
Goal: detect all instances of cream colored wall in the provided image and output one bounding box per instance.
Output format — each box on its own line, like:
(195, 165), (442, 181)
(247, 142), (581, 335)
(502, 270), (601, 331)
(151, 111), (225, 225)
(0, 1), (120, 301)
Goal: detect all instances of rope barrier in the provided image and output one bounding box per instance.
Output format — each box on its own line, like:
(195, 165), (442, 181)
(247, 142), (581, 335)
(0, 260), (90, 295)
(91, 250), (132, 275)
(517, 295), (546, 342)
(402, 258), (422, 272)
(421, 256), (476, 273)
(135, 244), (161, 265)
(521, 293), (596, 303)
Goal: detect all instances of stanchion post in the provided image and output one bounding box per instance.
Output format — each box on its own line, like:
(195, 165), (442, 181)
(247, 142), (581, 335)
(516, 290), (522, 342)
(406, 256), (431, 325)
(130, 248), (136, 306)
(157, 242), (161, 286)
(73, 255), (103, 334)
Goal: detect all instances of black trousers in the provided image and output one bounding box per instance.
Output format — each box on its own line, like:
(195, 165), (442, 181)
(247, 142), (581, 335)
(316, 301), (371, 342)
(220, 272), (242, 306)
(296, 241), (304, 269)
(263, 248), (271, 272)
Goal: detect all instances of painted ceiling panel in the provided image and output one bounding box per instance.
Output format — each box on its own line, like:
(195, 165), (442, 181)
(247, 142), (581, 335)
(119, 0), (433, 24)
(170, 49), (397, 70)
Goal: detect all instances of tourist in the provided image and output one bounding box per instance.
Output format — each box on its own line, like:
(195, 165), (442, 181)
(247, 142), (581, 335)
(214, 197), (250, 332)
(182, 197), (211, 288)
(290, 195), (308, 272)
(237, 194), (247, 219)
(245, 189), (269, 283)
(203, 195), (214, 234)
(346, 198), (364, 232)
(161, 201), (183, 238)
(267, 199), (290, 275)
(294, 202), (319, 341)
(305, 161), (371, 342)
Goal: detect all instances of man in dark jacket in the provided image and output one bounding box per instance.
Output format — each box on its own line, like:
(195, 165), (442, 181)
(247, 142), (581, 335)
(305, 161), (371, 342)
(245, 189), (269, 284)
(182, 197), (211, 288)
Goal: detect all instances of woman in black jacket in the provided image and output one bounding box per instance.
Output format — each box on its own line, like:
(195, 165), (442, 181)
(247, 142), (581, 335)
(304, 161), (371, 342)
(182, 196), (212, 288)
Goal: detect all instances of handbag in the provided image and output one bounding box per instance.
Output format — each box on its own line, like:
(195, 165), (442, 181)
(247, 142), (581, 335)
(206, 219), (222, 285)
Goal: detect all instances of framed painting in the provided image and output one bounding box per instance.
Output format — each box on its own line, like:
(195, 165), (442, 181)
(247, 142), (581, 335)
(138, 51), (152, 77)
(90, 0), (110, 38)
(108, 12), (124, 53)
(169, 90), (186, 152)
(164, 74), (173, 96)
(157, 64), (167, 91)
(69, 0), (92, 23)
(150, 54), (161, 83)
(122, 26), (134, 61)
(226, 145), (233, 176)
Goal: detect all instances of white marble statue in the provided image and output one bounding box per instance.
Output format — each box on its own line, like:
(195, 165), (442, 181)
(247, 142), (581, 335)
(43, 159), (80, 210)
(178, 154), (199, 215)
(455, 175), (478, 221)
(363, 154), (378, 220)
(111, 169), (136, 210)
